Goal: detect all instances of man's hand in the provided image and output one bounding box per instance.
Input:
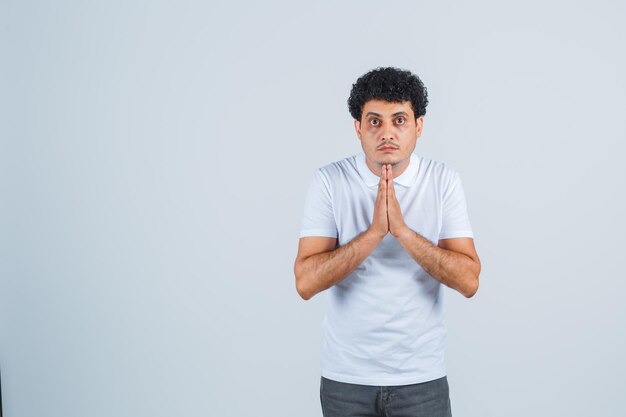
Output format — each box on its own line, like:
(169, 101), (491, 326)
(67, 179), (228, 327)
(368, 164), (409, 239)
(368, 164), (389, 238)
(385, 164), (410, 238)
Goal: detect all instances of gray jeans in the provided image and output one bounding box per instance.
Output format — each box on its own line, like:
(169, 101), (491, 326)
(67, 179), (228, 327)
(320, 375), (452, 417)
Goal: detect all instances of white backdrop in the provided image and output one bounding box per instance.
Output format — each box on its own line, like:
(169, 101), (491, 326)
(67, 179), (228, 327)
(1, 1), (625, 416)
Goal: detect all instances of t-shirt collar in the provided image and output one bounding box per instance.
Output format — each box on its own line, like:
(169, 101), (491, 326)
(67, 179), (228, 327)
(356, 151), (419, 188)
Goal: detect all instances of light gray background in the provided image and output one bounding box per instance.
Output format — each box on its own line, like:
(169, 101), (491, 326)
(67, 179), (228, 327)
(1, 1), (625, 416)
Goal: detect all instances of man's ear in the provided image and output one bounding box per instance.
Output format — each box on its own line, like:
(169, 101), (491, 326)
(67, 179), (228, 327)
(415, 116), (424, 136)
(354, 119), (362, 140)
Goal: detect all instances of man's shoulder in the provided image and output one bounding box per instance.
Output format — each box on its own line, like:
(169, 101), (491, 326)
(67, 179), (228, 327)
(315, 154), (359, 179)
(417, 154), (460, 180)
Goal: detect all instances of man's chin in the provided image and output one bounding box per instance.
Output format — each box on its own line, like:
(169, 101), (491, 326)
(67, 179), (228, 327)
(365, 151), (402, 167)
(376, 155), (399, 165)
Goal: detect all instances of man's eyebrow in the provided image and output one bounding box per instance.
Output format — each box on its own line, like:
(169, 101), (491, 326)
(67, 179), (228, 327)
(365, 111), (409, 118)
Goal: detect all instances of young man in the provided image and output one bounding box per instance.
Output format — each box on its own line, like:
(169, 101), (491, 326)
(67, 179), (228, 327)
(294, 67), (481, 417)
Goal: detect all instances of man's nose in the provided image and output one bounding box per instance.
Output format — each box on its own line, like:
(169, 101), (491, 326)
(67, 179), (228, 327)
(381, 126), (396, 141)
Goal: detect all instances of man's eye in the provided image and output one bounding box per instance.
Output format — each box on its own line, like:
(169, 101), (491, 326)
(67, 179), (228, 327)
(396, 117), (405, 124)
(370, 119), (379, 126)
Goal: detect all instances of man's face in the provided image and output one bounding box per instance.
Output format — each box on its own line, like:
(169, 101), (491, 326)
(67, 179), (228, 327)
(354, 99), (423, 172)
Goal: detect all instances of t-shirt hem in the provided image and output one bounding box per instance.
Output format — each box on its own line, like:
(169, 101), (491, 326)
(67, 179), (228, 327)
(320, 368), (447, 386)
(300, 229), (337, 238)
(439, 230), (474, 239)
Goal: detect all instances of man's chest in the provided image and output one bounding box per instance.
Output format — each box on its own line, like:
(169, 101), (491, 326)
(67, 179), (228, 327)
(332, 180), (442, 246)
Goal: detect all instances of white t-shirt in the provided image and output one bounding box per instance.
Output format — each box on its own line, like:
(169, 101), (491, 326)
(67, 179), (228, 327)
(299, 151), (474, 386)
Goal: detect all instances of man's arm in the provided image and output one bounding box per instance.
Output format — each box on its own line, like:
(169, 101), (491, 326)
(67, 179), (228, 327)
(384, 163), (480, 298)
(294, 167), (389, 301)
(294, 229), (384, 300)
(396, 230), (481, 298)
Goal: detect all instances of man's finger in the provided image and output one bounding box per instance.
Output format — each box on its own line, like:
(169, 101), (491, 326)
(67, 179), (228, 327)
(378, 167), (385, 199)
(383, 165), (387, 204)
(387, 164), (396, 198)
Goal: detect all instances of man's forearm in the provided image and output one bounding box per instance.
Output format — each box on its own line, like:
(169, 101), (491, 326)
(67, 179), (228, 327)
(296, 229), (383, 300)
(396, 228), (479, 298)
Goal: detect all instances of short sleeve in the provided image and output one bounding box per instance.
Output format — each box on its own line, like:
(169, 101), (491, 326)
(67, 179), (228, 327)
(439, 171), (474, 240)
(299, 169), (338, 238)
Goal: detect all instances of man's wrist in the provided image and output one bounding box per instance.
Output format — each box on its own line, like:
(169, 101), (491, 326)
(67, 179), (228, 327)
(395, 225), (416, 243)
(365, 227), (387, 242)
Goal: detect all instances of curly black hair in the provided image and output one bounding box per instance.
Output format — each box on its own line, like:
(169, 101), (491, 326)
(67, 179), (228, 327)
(347, 66), (428, 123)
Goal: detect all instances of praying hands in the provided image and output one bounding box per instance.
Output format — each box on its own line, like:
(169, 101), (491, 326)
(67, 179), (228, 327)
(369, 164), (410, 239)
